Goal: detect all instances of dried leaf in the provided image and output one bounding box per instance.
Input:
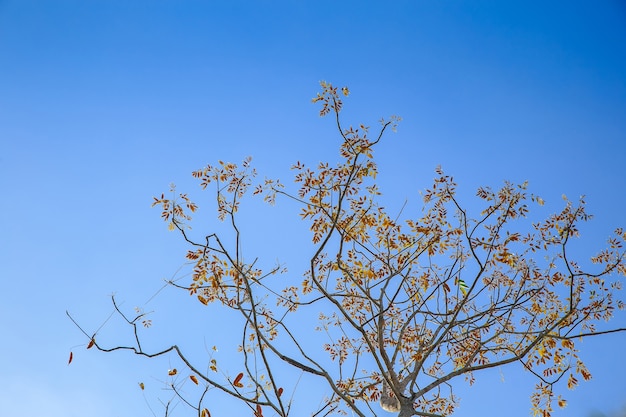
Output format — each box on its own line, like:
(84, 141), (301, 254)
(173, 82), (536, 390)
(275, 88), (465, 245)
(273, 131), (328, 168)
(277, 387), (284, 397)
(68, 351), (73, 365)
(168, 368), (177, 376)
(201, 409), (211, 417)
(190, 375), (199, 385)
(139, 382), (145, 390)
(233, 372), (244, 388)
(87, 338), (95, 349)
(567, 373), (578, 389)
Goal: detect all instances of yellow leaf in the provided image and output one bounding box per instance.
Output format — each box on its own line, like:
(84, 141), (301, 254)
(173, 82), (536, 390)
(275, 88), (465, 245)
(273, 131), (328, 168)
(168, 222), (175, 231)
(201, 409), (211, 417)
(538, 346), (546, 358)
(457, 278), (468, 296)
(139, 382), (145, 390)
(342, 87), (350, 96)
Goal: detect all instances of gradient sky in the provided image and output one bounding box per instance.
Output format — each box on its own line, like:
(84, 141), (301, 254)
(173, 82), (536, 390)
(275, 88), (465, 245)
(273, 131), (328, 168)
(1, 1), (626, 416)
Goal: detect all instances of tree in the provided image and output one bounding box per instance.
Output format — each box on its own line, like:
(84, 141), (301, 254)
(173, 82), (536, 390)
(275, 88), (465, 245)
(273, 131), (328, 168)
(68, 82), (626, 417)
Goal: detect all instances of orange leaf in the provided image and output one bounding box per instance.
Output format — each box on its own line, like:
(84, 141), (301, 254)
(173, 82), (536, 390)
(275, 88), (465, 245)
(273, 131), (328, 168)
(277, 387), (283, 397)
(87, 339), (95, 349)
(190, 375), (199, 385)
(201, 408), (211, 417)
(168, 368), (177, 376)
(233, 372), (244, 388)
(68, 351), (73, 365)
(139, 382), (145, 390)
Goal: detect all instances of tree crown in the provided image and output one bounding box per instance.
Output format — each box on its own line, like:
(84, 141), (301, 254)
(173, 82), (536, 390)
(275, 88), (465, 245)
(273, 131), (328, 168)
(70, 82), (625, 417)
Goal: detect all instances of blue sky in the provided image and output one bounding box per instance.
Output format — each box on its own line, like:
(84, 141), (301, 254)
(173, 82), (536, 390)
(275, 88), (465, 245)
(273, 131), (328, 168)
(1, 1), (625, 416)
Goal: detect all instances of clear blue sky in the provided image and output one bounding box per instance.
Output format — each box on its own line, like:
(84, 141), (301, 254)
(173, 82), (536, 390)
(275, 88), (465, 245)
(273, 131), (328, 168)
(1, 1), (625, 416)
